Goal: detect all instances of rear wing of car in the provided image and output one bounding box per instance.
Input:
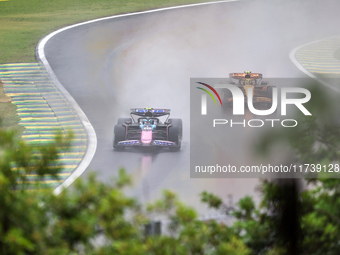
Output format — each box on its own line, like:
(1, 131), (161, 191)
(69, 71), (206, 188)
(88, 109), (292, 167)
(130, 108), (170, 117)
(229, 73), (263, 79)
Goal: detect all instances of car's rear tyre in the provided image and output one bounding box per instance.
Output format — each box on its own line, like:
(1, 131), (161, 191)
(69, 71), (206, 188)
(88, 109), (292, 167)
(265, 86), (276, 112)
(168, 126), (181, 151)
(117, 118), (132, 125)
(266, 86), (275, 98)
(168, 118), (182, 138)
(219, 88), (232, 106)
(220, 88), (235, 111)
(113, 125), (126, 150)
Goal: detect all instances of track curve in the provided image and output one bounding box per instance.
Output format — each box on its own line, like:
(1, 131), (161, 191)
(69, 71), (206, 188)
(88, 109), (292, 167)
(42, 0), (340, 212)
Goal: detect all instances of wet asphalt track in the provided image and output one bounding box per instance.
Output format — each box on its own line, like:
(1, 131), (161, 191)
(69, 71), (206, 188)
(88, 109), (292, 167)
(43, 0), (340, 212)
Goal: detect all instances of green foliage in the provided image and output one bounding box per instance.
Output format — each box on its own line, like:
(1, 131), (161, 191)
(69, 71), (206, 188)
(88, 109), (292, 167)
(146, 191), (250, 255)
(299, 178), (340, 254)
(0, 125), (249, 254)
(200, 191), (223, 209)
(1, 80), (339, 254)
(0, 127), (73, 254)
(228, 82), (340, 254)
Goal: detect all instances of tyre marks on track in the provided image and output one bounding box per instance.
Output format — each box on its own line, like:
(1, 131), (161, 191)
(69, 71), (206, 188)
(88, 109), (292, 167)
(0, 63), (87, 188)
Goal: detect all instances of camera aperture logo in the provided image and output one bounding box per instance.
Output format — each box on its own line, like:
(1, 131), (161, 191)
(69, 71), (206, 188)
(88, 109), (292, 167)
(196, 77), (312, 128)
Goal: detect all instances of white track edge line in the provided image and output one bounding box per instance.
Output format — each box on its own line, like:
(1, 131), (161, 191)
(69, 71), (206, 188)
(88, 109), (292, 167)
(36, 0), (238, 195)
(289, 36), (340, 93)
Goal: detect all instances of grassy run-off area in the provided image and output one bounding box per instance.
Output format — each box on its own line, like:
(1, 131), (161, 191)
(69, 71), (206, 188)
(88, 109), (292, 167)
(0, 0), (216, 63)
(0, 0), (215, 130)
(0, 79), (23, 132)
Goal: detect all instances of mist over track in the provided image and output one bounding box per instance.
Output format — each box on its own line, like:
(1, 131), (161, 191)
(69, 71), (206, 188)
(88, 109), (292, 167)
(43, 0), (340, 212)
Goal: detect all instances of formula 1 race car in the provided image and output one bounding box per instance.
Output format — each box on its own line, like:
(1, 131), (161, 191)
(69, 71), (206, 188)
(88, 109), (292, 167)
(221, 71), (274, 107)
(113, 108), (182, 151)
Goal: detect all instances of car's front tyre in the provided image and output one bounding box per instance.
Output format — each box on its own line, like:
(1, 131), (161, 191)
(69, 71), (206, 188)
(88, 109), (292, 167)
(168, 118), (183, 138)
(168, 126), (181, 151)
(113, 125), (126, 150)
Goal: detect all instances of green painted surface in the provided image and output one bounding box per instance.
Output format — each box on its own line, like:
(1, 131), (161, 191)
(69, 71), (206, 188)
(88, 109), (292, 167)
(295, 37), (340, 76)
(0, 0), (218, 64)
(0, 63), (87, 188)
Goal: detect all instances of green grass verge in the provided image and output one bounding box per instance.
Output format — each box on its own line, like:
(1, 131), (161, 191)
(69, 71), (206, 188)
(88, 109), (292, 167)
(0, 79), (23, 134)
(0, 0), (217, 64)
(0, 0), (217, 133)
